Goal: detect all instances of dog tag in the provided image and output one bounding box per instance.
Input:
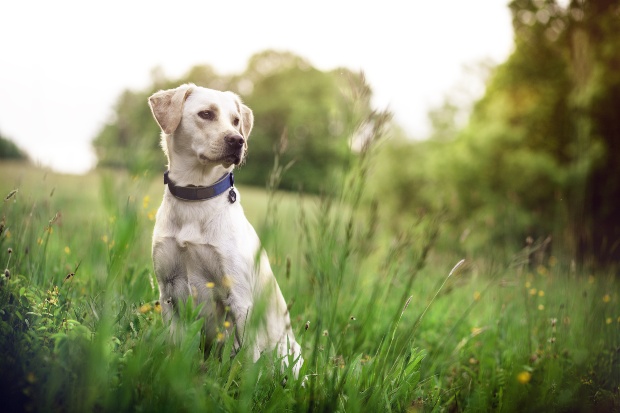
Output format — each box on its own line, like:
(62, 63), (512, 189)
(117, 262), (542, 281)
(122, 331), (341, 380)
(228, 188), (236, 204)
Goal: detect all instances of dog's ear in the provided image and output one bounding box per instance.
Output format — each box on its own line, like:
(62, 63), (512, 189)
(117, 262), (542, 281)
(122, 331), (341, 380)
(148, 84), (193, 134)
(239, 103), (254, 140)
(226, 91), (254, 140)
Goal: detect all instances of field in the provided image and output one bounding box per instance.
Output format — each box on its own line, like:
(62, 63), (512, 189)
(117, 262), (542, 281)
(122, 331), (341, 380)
(1, 160), (618, 412)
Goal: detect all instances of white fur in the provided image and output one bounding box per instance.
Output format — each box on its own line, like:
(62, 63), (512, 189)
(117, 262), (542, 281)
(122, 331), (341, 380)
(149, 84), (302, 377)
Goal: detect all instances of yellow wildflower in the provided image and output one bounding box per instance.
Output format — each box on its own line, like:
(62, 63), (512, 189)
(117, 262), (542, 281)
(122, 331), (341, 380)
(603, 294), (611, 303)
(223, 321), (231, 328)
(605, 317), (612, 325)
(538, 304), (545, 311)
(64, 246), (71, 254)
(473, 291), (481, 301)
(538, 290), (545, 297)
(517, 371), (532, 384)
(206, 282), (215, 288)
(529, 288), (538, 296)
(139, 304), (152, 314)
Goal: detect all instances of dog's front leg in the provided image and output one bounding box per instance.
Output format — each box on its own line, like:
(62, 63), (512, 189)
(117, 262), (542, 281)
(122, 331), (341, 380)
(153, 236), (189, 332)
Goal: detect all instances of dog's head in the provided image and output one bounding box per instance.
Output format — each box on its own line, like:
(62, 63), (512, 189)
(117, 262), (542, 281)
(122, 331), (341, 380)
(148, 84), (254, 169)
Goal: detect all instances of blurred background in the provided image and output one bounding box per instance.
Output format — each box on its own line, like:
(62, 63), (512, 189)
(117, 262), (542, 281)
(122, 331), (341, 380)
(1, 0), (619, 268)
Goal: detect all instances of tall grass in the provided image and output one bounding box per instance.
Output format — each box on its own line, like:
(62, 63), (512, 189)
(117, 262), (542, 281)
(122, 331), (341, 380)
(1, 136), (619, 413)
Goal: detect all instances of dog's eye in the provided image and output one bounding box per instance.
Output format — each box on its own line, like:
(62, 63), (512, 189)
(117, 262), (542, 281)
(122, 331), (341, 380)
(198, 110), (215, 121)
(233, 117), (240, 127)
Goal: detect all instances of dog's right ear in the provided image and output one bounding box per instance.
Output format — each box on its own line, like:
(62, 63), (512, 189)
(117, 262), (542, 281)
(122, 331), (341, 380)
(148, 84), (193, 134)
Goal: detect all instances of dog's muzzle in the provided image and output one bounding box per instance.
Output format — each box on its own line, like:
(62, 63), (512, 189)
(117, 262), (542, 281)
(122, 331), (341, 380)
(224, 134), (245, 165)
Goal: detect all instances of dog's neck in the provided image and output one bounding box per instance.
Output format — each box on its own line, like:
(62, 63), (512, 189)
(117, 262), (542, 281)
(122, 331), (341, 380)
(166, 162), (233, 188)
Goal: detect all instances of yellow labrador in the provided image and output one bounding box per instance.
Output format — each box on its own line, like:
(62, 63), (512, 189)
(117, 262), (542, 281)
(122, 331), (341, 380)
(148, 84), (302, 377)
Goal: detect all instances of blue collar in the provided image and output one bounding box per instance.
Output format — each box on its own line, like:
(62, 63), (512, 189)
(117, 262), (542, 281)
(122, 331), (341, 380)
(164, 171), (236, 203)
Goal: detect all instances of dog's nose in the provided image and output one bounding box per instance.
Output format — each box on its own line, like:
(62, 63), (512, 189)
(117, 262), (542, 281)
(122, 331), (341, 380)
(225, 134), (245, 149)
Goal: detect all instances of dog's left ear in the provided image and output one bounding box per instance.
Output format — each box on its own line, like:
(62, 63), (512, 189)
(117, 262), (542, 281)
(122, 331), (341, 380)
(148, 84), (193, 134)
(226, 92), (254, 139)
(239, 103), (254, 140)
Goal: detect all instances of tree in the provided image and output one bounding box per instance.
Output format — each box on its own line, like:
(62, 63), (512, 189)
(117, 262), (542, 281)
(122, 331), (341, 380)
(0, 132), (26, 160)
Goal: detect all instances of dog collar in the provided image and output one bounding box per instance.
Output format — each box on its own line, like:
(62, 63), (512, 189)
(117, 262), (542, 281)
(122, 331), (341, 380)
(164, 171), (236, 203)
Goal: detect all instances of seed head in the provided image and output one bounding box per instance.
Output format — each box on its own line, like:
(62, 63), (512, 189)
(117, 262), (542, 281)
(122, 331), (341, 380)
(7, 248), (12, 254)
(4, 269), (9, 279)
(4, 189), (18, 201)
(305, 321), (310, 330)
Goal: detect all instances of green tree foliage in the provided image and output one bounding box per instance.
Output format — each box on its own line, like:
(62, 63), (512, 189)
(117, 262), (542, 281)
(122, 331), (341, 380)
(92, 51), (374, 193)
(370, 0), (620, 267)
(0, 132), (26, 160)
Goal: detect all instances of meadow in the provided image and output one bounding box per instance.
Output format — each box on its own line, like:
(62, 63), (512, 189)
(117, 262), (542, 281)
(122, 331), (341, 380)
(0, 160), (618, 412)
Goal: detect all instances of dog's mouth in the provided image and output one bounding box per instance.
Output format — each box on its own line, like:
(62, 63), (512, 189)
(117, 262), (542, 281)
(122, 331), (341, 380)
(199, 150), (243, 166)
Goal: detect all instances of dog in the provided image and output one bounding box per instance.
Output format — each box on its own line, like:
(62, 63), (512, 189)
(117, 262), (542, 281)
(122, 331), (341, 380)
(148, 83), (303, 377)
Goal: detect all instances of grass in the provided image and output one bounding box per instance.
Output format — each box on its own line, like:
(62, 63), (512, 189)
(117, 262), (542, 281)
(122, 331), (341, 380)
(0, 159), (619, 412)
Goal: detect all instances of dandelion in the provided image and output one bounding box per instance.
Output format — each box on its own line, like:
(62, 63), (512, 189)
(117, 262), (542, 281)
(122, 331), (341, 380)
(223, 321), (231, 329)
(602, 294), (611, 303)
(147, 210), (156, 221)
(538, 304), (545, 311)
(537, 265), (548, 276)
(473, 291), (481, 301)
(525, 281), (531, 288)
(606, 317), (613, 325)
(37, 237), (43, 245)
(529, 288), (538, 296)
(143, 196), (150, 209)
(517, 371), (532, 384)
(139, 304), (152, 314)
(538, 290), (545, 297)
(548, 256), (557, 267)
(64, 246), (71, 254)
(206, 282), (215, 289)
(102, 235), (109, 244)
(217, 332), (225, 342)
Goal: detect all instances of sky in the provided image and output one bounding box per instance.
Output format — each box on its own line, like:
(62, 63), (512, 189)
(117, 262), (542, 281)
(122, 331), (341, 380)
(0, 0), (514, 174)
